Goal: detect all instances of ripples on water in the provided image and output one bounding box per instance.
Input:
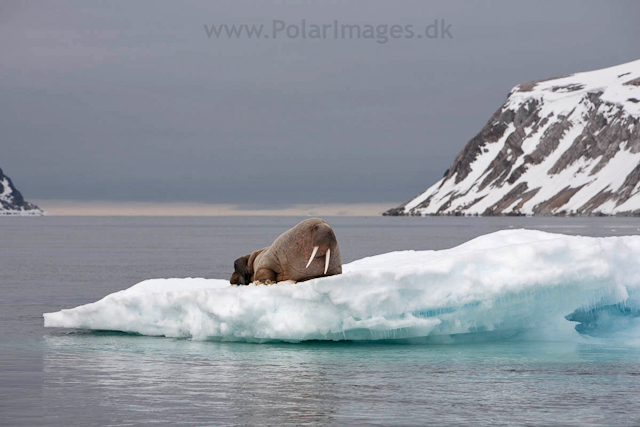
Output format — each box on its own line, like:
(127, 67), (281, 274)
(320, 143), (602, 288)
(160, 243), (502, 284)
(2, 216), (640, 426)
(37, 334), (640, 426)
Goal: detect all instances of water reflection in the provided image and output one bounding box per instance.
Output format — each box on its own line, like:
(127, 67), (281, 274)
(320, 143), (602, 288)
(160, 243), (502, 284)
(43, 333), (343, 425)
(41, 333), (640, 426)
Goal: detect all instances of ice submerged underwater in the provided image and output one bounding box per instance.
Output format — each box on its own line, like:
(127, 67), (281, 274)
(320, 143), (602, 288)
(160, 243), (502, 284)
(43, 230), (640, 345)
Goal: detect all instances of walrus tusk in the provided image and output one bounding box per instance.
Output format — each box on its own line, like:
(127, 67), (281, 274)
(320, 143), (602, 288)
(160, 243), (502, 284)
(306, 246), (319, 268)
(324, 248), (330, 274)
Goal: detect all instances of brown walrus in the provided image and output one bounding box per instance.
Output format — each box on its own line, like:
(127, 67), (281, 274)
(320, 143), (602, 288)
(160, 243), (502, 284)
(229, 247), (267, 286)
(229, 218), (342, 285)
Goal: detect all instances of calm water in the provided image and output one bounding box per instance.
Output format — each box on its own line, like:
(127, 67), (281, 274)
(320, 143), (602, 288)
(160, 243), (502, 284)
(2, 216), (640, 426)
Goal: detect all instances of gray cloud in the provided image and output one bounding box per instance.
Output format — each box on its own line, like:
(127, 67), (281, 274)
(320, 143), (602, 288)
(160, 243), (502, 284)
(1, 0), (638, 205)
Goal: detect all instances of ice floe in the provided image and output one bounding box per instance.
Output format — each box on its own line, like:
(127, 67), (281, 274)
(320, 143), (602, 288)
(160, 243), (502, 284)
(44, 230), (640, 343)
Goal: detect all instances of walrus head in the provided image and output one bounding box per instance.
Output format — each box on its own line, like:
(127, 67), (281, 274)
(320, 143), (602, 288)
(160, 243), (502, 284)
(305, 221), (337, 275)
(230, 255), (252, 286)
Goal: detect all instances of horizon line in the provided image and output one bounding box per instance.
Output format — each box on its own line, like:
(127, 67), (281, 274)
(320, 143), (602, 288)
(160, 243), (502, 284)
(30, 200), (397, 217)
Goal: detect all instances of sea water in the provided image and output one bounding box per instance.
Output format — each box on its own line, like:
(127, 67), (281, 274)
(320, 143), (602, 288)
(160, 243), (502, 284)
(2, 216), (640, 426)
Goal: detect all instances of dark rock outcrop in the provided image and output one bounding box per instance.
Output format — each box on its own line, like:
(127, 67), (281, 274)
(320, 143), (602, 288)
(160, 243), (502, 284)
(0, 168), (43, 215)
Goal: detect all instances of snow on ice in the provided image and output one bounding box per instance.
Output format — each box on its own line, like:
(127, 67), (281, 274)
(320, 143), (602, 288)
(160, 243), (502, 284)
(44, 230), (640, 343)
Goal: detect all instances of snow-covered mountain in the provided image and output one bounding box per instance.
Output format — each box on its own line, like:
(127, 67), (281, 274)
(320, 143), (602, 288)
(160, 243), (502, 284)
(0, 168), (44, 216)
(387, 60), (640, 216)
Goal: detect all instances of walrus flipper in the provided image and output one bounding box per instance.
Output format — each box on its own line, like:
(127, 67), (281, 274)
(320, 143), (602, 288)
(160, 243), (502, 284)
(254, 268), (277, 283)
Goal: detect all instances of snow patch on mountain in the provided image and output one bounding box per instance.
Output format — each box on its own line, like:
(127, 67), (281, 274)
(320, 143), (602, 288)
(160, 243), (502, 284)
(388, 60), (640, 216)
(0, 168), (44, 216)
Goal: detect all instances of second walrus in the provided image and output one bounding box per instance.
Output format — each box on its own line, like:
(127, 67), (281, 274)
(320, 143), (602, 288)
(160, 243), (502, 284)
(230, 218), (342, 285)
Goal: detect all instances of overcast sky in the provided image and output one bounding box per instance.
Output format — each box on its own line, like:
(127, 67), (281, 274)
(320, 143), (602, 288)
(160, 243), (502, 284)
(2, 0), (638, 208)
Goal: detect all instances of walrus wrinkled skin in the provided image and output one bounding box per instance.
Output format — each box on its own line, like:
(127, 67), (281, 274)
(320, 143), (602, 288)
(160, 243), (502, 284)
(229, 218), (342, 285)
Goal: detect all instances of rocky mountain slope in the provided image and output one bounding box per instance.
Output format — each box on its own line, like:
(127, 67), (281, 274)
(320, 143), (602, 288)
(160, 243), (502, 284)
(387, 60), (640, 216)
(0, 168), (44, 215)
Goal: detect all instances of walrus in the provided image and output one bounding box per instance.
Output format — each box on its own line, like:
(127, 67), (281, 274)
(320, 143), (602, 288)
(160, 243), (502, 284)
(230, 254), (252, 286)
(229, 247), (267, 286)
(229, 218), (342, 285)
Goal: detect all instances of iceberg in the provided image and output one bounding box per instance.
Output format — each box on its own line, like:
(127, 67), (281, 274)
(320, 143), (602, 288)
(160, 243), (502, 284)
(43, 230), (640, 343)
